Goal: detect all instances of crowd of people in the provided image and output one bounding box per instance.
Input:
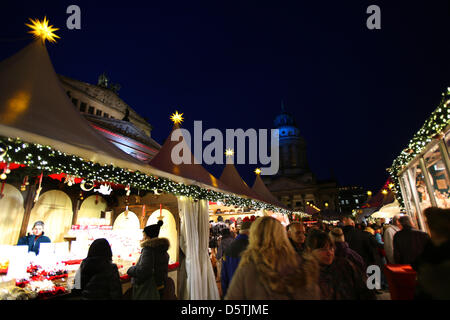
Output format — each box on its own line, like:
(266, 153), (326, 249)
(28, 207), (448, 300)
(209, 207), (450, 300)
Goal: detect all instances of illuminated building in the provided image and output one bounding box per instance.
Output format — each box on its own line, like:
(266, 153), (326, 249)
(262, 102), (339, 212)
(59, 73), (160, 162)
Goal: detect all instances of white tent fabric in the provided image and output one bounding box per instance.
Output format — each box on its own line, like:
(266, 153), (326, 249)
(150, 125), (234, 194)
(178, 196), (219, 300)
(371, 200), (402, 219)
(0, 39), (232, 189)
(251, 174), (287, 209)
(0, 39), (142, 166)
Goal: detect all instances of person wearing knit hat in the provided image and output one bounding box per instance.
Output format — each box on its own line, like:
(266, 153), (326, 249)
(143, 220), (164, 239)
(127, 220), (170, 299)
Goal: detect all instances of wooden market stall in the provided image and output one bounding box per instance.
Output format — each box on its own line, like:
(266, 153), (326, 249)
(0, 23), (292, 300)
(0, 37), (198, 299)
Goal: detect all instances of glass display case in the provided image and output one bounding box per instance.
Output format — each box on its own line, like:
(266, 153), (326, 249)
(397, 127), (450, 232)
(423, 144), (450, 208)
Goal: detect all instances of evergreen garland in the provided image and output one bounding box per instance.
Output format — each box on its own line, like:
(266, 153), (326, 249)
(0, 136), (290, 215)
(388, 88), (450, 207)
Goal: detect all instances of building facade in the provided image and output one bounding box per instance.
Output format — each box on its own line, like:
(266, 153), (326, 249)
(338, 186), (368, 215)
(262, 103), (339, 213)
(59, 73), (161, 162)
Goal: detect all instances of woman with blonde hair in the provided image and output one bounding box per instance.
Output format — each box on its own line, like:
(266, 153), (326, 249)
(225, 216), (320, 300)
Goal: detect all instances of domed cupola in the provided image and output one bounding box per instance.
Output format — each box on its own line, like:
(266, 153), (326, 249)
(272, 100), (310, 176)
(274, 101), (300, 138)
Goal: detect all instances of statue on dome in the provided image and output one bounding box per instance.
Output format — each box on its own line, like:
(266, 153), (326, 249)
(98, 72), (109, 88)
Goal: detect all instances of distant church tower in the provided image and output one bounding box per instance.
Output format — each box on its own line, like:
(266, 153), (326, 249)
(273, 101), (310, 178)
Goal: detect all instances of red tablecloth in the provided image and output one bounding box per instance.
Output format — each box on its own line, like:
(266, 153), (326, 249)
(384, 264), (417, 300)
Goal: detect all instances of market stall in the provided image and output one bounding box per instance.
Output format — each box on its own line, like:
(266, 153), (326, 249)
(355, 179), (396, 224)
(0, 21), (290, 300)
(388, 88), (450, 232)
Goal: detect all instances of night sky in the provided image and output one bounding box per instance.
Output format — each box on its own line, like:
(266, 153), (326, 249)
(1, 1), (449, 192)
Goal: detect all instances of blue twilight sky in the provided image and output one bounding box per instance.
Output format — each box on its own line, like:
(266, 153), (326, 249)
(0, 0), (449, 192)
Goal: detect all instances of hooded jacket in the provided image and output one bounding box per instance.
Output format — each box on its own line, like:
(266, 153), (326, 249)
(127, 237), (170, 289)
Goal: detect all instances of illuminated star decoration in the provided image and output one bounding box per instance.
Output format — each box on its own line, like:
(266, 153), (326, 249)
(26, 17), (60, 43)
(254, 168), (261, 175)
(170, 111), (184, 125)
(225, 148), (234, 157)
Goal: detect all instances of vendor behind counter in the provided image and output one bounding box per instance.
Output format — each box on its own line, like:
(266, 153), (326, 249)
(17, 221), (51, 255)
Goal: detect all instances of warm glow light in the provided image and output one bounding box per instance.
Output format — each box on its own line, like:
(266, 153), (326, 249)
(1, 91), (30, 124)
(367, 191), (372, 196)
(225, 148), (234, 157)
(382, 189), (388, 195)
(170, 111), (184, 125)
(26, 17), (60, 43)
(388, 183), (395, 189)
(254, 168), (261, 175)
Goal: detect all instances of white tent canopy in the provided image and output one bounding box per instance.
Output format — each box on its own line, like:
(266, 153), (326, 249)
(0, 40), (235, 190)
(251, 173), (288, 210)
(371, 199), (403, 218)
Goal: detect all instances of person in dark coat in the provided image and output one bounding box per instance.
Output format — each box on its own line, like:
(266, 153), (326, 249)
(306, 229), (376, 300)
(414, 207), (450, 299)
(221, 220), (251, 298)
(329, 227), (366, 273)
(216, 228), (234, 280)
(393, 215), (430, 265)
(127, 220), (170, 299)
(17, 221), (51, 255)
(342, 216), (382, 267)
(79, 238), (122, 300)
